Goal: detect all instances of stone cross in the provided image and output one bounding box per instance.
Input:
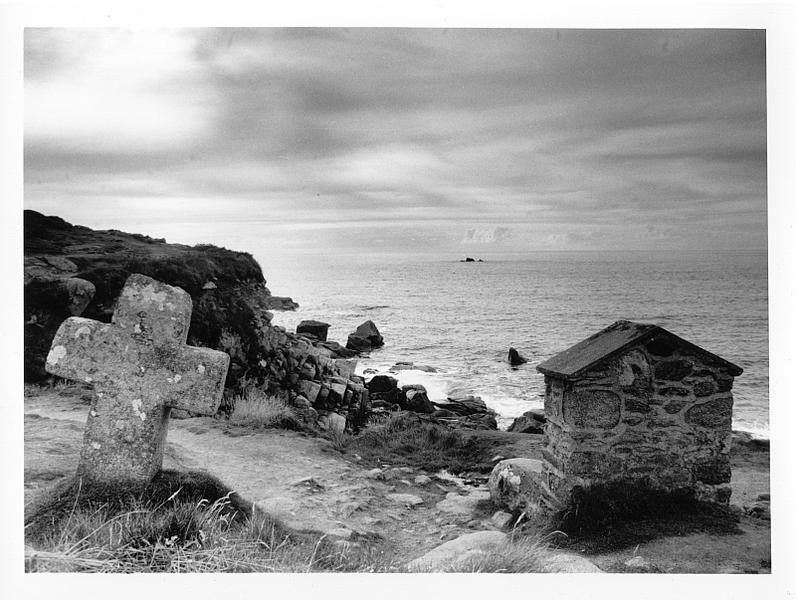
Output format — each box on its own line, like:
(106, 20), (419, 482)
(45, 273), (230, 485)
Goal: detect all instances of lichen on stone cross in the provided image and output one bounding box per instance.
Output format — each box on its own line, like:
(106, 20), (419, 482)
(45, 273), (230, 485)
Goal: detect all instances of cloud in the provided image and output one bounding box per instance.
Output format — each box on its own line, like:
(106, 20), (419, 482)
(463, 227), (512, 244)
(25, 29), (215, 152)
(24, 28), (767, 253)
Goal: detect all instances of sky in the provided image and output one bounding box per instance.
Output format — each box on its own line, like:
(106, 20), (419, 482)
(23, 28), (767, 256)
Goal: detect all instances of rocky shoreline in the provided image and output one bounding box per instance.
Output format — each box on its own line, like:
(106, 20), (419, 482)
(24, 210), (552, 437)
(25, 210), (771, 442)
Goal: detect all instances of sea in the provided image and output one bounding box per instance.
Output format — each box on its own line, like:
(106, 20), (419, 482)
(260, 250), (768, 438)
(93, 214), (770, 439)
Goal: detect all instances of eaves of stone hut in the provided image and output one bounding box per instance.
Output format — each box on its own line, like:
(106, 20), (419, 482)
(536, 320), (743, 381)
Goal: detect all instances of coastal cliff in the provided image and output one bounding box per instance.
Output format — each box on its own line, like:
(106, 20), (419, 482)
(24, 210), (367, 424)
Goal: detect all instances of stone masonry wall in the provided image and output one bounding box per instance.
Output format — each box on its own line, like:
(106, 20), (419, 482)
(540, 338), (735, 512)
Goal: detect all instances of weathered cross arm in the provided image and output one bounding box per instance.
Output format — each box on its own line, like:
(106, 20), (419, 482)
(45, 316), (127, 385)
(150, 346), (230, 415)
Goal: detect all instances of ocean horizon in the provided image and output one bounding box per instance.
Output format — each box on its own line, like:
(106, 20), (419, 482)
(123, 220), (768, 438)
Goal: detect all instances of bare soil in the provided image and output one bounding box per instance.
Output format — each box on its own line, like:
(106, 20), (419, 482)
(24, 385), (770, 573)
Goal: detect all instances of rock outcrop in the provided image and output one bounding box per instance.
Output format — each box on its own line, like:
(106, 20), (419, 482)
(433, 395), (498, 430)
(366, 374), (403, 414)
(24, 210), (368, 428)
(508, 347), (528, 366)
(507, 409), (546, 434)
(346, 320), (384, 353)
(401, 384), (435, 414)
(296, 320), (330, 342)
(408, 531), (507, 571)
(364, 372), (497, 430)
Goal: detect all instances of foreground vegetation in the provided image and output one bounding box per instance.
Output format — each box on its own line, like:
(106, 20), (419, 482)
(24, 470), (394, 573)
(331, 411), (512, 474)
(227, 388), (306, 431)
(25, 382), (767, 573)
(24, 468), (556, 573)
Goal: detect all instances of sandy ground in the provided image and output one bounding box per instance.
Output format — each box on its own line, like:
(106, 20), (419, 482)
(24, 385), (771, 573)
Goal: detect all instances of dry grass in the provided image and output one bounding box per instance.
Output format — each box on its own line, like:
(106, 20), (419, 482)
(24, 471), (392, 573)
(228, 389), (303, 430)
(409, 534), (552, 573)
(345, 412), (502, 474)
(452, 537), (551, 573)
(323, 426), (354, 451)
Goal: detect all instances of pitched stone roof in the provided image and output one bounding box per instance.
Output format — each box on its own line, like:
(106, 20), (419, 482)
(536, 320), (743, 380)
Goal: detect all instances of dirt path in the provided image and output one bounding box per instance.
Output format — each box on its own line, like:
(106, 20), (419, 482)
(24, 385), (771, 572)
(24, 387), (504, 566)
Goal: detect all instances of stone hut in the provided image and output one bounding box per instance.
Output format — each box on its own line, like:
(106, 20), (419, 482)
(535, 320), (743, 512)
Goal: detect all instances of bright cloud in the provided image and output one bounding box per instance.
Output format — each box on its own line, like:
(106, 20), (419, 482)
(25, 29), (214, 151)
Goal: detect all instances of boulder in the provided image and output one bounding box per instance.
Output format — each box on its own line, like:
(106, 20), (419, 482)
(62, 277), (97, 316)
(408, 531), (508, 571)
(367, 375), (399, 394)
(316, 340), (359, 359)
(346, 334), (372, 353)
(402, 386), (435, 414)
(436, 395), (487, 416)
(263, 295), (300, 311)
(334, 359), (357, 379)
(346, 320), (383, 352)
(297, 320), (330, 342)
(488, 458), (543, 515)
(328, 382), (348, 403)
(489, 510), (515, 529)
(508, 347), (528, 366)
(436, 490), (491, 515)
(460, 413), (498, 430)
(426, 393), (498, 430)
(299, 379), (322, 404)
(507, 409), (546, 434)
(356, 320), (384, 347)
(318, 412), (346, 434)
(291, 395), (319, 427)
(543, 553), (602, 573)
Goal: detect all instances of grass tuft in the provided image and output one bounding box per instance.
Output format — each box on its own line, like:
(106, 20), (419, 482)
(347, 412), (500, 474)
(451, 536), (551, 573)
(323, 426), (354, 452)
(408, 534), (552, 573)
(228, 389), (304, 431)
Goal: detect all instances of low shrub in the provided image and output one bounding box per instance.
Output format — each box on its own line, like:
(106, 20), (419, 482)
(348, 412), (499, 474)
